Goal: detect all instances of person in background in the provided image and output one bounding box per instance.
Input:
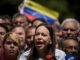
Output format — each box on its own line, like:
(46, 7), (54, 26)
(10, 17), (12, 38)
(0, 16), (5, 24)
(2, 15), (12, 30)
(10, 25), (26, 54)
(0, 24), (9, 41)
(12, 13), (29, 28)
(19, 26), (36, 60)
(63, 37), (79, 60)
(53, 24), (62, 49)
(61, 18), (79, 38)
(31, 18), (46, 27)
(77, 29), (80, 43)
(2, 32), (20, 60)
(18, 0), (24, 13)
(26, 26), (36, 50)
(77, 29), (80, 60)
(53, 24), (66, 60)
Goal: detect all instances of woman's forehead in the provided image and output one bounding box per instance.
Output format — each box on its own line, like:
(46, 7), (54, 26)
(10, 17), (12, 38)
(36, 26), (49, 32)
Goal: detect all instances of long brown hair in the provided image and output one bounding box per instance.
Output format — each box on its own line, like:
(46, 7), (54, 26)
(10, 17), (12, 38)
(27, 23), (56, 60)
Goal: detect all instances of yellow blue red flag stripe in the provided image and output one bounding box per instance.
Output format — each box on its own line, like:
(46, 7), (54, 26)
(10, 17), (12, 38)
(23, 0), (59, 25)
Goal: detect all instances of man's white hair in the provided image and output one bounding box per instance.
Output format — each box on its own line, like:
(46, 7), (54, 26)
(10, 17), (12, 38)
(61, 18), (80, 32)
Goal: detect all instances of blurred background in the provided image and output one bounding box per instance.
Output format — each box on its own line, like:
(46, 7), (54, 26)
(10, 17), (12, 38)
(0, 0), (80, 23)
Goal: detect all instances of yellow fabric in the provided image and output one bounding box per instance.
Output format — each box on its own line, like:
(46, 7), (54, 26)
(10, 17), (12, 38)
(25, 0), (59, 20)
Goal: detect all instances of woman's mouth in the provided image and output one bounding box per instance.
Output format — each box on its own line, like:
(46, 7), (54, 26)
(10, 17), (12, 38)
(36, 41), (44, 47)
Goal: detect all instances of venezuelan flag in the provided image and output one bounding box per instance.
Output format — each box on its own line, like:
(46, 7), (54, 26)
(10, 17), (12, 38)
(23, 0), (59, 25)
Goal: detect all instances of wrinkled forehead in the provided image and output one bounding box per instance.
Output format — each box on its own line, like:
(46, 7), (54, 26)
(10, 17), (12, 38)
(14, 17), (26, 21)
(63, 21), (78, 28)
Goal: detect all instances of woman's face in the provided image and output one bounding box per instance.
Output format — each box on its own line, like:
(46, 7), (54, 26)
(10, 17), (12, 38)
(4, 37), (19, 58)
(34, 26), (52, 51)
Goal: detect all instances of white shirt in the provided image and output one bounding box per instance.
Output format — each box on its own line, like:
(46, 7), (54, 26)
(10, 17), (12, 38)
(18, 49), (66, 60)
(18, 48), (31, 60)
(55, 49), (66, 60)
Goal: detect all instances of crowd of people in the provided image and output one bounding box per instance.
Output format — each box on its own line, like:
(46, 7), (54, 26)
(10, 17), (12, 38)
(0, 12), (80, 60)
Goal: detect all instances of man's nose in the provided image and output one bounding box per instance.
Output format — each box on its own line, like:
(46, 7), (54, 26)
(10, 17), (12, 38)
(72, 48), (77, 53)
(17, 22), (21, 25)
(67, 29), (71, 34)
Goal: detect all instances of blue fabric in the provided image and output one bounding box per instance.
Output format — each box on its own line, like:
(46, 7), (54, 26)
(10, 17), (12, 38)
(23, 7), (56, 25)
(65, 54), (76, 60)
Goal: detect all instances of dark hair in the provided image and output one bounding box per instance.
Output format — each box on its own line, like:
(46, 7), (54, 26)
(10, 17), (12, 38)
(27, 23), (56, 60)
(31, 18), (46, 24)
(0, 24), (9, 32)
(53, 24), (62, 31)
(2, 15), (12, 22)
(12, 12), (29, 23)
(26, 25), (36, 39)
(0, 16), (3, 19)
(26, 25), (36, 33)
(28, 25), (36, 29)
(77, 29), (80, 36)
(62, 37), (78, 49)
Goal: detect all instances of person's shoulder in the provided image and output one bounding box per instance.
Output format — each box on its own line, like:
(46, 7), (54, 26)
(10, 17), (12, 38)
(55, 49), (65, 53)
(23, 48), (31, 56)
(18, 48), (31, 60)
(55, 49), (66, 60)
(55, 49), (66, 56)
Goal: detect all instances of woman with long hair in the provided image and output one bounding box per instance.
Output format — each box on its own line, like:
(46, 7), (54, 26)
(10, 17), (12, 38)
(27, 24), (56, 60)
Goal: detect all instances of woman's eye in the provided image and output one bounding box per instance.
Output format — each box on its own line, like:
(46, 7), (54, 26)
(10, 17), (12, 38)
(13, 42), (18, 46)
(6, 41), (11, 45)
(42, 33), (47, 36)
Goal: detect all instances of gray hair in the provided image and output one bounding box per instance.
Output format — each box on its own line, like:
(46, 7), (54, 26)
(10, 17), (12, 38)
(61, 18), (80, 32)
(12, 13), (28, 22)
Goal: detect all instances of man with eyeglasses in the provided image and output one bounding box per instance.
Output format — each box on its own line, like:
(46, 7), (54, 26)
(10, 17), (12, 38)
(61, 18), (79, 38)
(63, 37), (79, 60)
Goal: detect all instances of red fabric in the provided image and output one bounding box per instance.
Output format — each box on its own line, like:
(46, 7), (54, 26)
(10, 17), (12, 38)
(46, 55), (54, 60)
(24, 13), (37, 21)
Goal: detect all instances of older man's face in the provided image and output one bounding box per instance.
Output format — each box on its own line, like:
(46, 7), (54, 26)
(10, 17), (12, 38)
(62, 21), (78, 38)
